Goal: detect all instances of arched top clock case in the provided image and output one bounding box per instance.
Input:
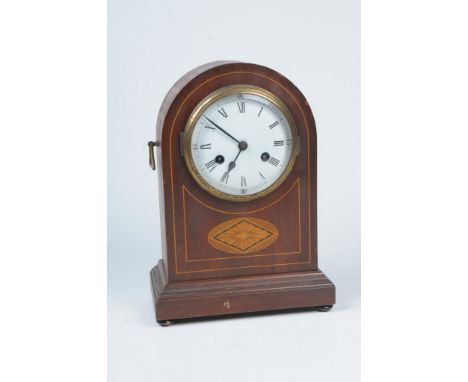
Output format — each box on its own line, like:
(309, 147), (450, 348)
(149, 62), (335, 324)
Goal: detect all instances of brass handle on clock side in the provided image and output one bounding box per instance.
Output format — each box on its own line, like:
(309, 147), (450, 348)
(148, 140), (160, 171)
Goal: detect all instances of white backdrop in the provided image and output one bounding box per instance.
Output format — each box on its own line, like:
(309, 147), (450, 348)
(108, 0), (360, 381)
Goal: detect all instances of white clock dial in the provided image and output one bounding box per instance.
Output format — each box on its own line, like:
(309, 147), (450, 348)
(186, 87), (297, 200)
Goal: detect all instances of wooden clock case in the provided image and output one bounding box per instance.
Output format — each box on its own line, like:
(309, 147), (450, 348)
(149, 61), (335, 324)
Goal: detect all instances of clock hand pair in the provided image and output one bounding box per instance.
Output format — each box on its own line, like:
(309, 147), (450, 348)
(203, 115), (248, 178)
(204, 116), (241, 145)
(224, 138), (249, 174)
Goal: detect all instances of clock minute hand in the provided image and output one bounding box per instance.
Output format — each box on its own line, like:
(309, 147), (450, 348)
(204, 116), (240, 144)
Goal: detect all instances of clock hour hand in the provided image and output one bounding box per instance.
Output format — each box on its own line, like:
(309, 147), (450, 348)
(228, 150), (241, 170)
(204, 116), (240, 144)
(225, 148), (243, 174)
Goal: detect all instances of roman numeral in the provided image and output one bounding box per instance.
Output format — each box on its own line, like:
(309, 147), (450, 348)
(286, 139), (292, 146)
(241, 188), (247, 194)
(268, 157), (280, 167)
(220, 172), (229, 184)
(241, 176), (247, 187)
(203, 123), (215, 130)
(274, 140), (284, 146)
(269, 121), (279, 129)
(258, 106), (263, 117)
(200, 143), (211, 149)
(258, 172), (266, 180)
(205, 159), (216, 170)
(218, 108), (228, 118)
(192, 143), (198, 149)
(237, 101), (245, 113)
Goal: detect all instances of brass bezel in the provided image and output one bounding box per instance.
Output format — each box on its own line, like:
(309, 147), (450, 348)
(183, 84), (299, 202)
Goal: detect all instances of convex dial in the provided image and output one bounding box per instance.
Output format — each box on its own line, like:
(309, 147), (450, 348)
(185, 86), (297, 201)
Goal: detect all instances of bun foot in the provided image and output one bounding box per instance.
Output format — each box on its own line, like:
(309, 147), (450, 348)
(158, 320), (174, 327)
(316, 305), (333, 312)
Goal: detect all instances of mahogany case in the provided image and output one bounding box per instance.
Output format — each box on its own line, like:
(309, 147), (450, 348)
(149, 62), (335, 323)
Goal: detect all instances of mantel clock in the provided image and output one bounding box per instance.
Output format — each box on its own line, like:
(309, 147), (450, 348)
(148, 62), (335, 325)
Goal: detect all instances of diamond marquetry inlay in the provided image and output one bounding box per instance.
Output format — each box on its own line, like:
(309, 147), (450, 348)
(208, 218), (279, 254)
